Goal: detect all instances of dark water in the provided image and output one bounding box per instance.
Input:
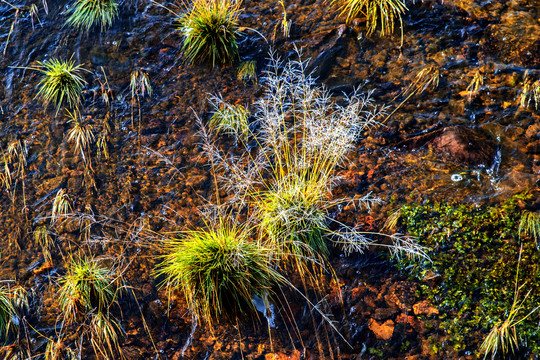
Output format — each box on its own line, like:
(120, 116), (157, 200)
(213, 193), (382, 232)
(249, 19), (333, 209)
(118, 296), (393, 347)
(0, 0), (539, 358)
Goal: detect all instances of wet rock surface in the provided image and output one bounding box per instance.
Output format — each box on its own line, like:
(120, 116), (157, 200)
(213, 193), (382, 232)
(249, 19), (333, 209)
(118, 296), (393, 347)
(485, 10), (540, 67)
(400, 125), (498, 166)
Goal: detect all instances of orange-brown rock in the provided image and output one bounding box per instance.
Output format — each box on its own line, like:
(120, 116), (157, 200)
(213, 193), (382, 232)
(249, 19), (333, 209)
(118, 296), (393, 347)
(368, 319), (395, 340)
(413, 300), (439, 316)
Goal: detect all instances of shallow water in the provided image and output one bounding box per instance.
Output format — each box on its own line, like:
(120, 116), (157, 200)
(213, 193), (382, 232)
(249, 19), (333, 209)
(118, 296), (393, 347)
(0, 0), (539, 358)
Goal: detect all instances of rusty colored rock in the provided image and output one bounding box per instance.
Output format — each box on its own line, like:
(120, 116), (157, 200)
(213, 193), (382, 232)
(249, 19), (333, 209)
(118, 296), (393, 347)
(368, 318), (395, 340)
(413, 300), (439, 316)
(384, 282), (418, 312)
(265, 351), (301, 360)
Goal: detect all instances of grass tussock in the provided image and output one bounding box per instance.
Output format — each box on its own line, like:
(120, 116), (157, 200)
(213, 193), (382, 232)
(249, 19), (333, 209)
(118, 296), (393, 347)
(177, 0), (242, 66)
(333, 0), (407, 37)
(237, 60), (257, 83)
(0, 288), (16, 343)
(209, 98), (250, 140)
(0, 286), (27, 344)
(156, 218), (282, 327)
(51, 189), (71, 224)
(58, 256), (122, 324)
(58, 256), (125, 358)
(34, 225), (54, 263)
(258, 174), (329, 259)
(65, 0), (119, 31)
(66, 110), (95, 165)
(199, 52), (428, 293)
(35, 58), (87, 114)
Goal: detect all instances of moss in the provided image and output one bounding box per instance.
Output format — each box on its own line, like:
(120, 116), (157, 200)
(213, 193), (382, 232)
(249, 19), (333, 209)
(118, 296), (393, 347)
(398, 195), (540, 355)
(368, 346), (384, 357)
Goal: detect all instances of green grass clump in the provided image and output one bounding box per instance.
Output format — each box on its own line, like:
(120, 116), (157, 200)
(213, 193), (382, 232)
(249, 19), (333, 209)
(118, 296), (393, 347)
(237, 60), (257, 83)
(65, 0), (119, 31)
(0, 288), (16, 343)
(209, 101), (250, 140)
(258, 174), (329, 259)
(0, 286), (27, 344)
(177, 0), (242, 66)
(156, 219), (282, 327)
(58, 257), (120, 324)
(397, 196), (540, 356)
(35, 58), (87, 114)
(201, 55), (424, 273)
(333, 0), (407, 37)
(58, 257), (125, 357)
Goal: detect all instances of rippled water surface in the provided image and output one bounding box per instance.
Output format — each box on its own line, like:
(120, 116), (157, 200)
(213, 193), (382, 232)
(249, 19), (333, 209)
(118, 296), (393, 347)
(0, 0), (539, 358)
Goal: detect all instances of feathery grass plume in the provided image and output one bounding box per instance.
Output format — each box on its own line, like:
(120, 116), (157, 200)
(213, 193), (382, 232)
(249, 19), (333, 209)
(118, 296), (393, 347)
(209, 96), (250, 141)
(35, 58), (87, 114)
(237, 60), (257, 83)
(156, 218), (283, 328)
(58, 256), (122, 325)
(204, 51), (428, 271)
(332, 0), (407, 38)
(65, 0), (119, 31)
(177, 0), (242, 66)
(233, 53), (380, 260)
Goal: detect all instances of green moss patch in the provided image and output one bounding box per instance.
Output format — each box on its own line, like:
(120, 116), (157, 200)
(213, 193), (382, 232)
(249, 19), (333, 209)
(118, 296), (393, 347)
(398, 196), (540, 355)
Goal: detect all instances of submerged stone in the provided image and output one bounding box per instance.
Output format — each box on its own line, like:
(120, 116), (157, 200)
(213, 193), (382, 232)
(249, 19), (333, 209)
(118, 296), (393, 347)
(430, 126), (496, 166)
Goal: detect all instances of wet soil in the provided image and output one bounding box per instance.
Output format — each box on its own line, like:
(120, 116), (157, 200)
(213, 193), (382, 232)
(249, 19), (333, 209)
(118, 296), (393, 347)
(1, 0), (540, 358)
